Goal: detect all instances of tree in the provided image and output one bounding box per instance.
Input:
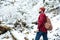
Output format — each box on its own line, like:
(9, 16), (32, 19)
(43, 0), (45, 3)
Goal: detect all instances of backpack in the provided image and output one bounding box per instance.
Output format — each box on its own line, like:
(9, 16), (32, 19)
(44, 16), (52, 30)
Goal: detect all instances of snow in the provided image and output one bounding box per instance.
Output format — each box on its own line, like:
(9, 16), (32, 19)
(10, 29), (25, 40)
(0, 0), (60, 40)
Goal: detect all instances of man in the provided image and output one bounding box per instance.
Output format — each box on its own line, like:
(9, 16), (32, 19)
(35, 7), (48, 40)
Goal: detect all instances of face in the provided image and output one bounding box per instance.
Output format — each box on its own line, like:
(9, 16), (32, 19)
(39, 10), (42, 14)
(39, 11), (41, 14)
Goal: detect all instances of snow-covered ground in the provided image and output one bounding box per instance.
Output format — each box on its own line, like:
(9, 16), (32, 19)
(0, 0), (60, 40)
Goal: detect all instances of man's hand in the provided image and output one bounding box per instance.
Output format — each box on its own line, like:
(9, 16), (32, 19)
(34, 29), (39, 33)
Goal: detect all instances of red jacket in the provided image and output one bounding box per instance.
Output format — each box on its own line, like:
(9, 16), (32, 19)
(37, 13), (47, 33)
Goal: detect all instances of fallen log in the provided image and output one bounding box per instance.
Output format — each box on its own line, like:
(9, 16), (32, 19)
(0, 25), (11, 35)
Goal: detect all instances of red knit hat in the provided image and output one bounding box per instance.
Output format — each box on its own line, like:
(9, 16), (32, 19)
(40, 7), (45, 12)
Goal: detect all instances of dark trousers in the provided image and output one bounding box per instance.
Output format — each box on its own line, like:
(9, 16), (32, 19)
(35, 31), (48, 40)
